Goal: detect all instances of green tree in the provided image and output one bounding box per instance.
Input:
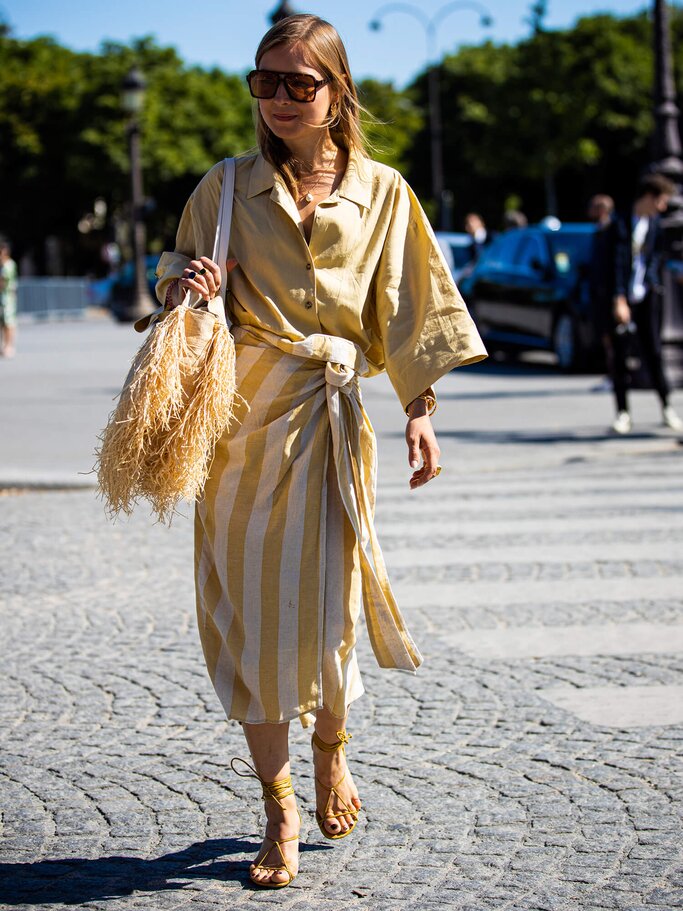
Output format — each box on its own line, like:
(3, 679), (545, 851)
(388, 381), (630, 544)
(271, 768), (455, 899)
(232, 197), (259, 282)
(3, 9), (683, 263)
(357, 78), (424, 173)
(407, 11), (671, 226)
(0, 33), (255, 272)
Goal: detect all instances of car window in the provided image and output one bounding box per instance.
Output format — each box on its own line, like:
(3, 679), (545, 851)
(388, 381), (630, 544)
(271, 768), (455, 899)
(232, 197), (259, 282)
(483, 232), (523, 268)
(546, 232), (594, 276)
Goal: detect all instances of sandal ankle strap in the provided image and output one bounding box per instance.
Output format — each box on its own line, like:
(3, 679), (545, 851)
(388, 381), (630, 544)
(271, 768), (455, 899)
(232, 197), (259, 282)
(230, 757), (294, 808)
(311, 729), (353, 753)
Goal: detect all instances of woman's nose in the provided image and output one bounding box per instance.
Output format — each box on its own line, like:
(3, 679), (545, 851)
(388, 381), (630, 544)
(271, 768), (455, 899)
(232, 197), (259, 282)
(274, 80), (290, 102)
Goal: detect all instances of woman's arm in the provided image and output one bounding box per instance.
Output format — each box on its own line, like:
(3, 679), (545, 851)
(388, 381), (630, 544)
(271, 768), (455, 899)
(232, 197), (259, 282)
(405, 394), (440, 489)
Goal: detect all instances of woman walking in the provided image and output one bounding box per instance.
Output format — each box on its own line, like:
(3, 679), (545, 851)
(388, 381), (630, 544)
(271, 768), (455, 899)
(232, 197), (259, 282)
(156, 14), (486, 888)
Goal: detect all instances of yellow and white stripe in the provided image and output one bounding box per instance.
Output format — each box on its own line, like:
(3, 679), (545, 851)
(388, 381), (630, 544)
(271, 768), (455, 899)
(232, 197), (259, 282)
(194, 326), (422, 727)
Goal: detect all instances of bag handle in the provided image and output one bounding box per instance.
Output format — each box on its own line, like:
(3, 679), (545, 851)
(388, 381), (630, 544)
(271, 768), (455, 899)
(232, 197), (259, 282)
(135, 159), (236, 333)
(213, 157), (236, 306)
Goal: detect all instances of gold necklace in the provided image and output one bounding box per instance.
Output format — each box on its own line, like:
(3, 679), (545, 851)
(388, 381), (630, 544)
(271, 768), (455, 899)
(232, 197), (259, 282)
(297, 155), (338, 204)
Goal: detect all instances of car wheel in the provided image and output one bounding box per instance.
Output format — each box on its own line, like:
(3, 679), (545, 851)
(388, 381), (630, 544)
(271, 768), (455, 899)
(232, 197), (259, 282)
(553, 313), (578, 371)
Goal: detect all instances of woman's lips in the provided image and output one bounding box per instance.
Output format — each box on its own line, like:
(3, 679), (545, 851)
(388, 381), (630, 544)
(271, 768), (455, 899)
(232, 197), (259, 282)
(273, 113), (297, 121)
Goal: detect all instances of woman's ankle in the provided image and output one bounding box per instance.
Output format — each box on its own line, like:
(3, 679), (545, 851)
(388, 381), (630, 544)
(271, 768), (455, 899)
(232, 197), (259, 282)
(313, 707), (349, 745)
(264, 794), (299, 835)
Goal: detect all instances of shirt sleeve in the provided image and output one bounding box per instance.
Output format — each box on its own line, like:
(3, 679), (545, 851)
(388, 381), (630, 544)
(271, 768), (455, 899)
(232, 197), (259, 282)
(373, 174), (487, 411)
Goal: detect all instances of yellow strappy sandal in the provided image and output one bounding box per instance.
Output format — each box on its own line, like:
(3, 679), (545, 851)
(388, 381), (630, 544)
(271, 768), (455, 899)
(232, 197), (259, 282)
(230, 758), (300, 889)
(311, 730), (360, 840)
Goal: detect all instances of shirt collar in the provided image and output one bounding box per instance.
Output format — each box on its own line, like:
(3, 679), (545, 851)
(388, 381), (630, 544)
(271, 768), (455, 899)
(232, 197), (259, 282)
(246, 148), (373, 210)
(337, 150), (373, 209)
(246, 153), (277, 198)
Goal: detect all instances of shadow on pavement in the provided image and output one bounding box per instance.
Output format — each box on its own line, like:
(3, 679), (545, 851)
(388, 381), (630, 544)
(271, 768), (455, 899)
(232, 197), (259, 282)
(385, 428), (670, 445)
(437, 388), (601, 401)
(460, 359), (568, 377)
(0, 837), (329, 903)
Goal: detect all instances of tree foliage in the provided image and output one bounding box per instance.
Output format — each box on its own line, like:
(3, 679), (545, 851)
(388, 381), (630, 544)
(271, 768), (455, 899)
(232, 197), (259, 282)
(357, 78), (424, 171)
(0, 33), (255, 271)
(408, 10), (683, 227)
(1, 9), (683, 268)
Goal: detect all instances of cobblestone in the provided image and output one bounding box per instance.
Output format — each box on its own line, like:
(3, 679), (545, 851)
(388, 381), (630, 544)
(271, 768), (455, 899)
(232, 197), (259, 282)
(1, 323), (683, 909)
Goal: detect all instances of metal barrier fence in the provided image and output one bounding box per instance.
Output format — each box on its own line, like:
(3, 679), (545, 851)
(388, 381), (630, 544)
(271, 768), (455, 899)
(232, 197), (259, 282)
(17, 278), (91, 319)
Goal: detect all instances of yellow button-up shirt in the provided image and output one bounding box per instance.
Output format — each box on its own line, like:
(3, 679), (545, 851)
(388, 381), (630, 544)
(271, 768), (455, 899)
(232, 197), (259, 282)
(155, 151), (486, 409)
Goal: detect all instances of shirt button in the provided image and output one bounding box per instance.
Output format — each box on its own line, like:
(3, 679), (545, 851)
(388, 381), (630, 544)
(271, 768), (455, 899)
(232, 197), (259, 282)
(305, 301), (313, 310)
(306, 263), (312, 270)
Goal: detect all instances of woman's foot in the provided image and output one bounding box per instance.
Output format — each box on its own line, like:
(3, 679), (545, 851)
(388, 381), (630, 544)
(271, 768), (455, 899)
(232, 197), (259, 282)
(312, 732), (362, 837)
(250, 790), (300, 887)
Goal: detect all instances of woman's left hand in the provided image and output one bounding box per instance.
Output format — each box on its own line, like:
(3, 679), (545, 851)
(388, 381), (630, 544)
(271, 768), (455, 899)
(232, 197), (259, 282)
(405, 399), (441, 490)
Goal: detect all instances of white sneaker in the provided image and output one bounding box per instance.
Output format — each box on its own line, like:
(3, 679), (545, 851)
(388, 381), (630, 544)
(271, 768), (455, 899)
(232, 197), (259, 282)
(612, 411), (632, 434)
(662, 405), (683, 431)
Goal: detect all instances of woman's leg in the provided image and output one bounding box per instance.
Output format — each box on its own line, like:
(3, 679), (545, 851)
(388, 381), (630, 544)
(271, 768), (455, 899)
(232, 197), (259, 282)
(313, 707), (362, 836)
(242, 722), (299, 885)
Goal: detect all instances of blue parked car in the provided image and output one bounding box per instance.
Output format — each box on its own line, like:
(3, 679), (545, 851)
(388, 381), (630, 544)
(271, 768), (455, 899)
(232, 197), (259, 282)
(109, 255), (159, 302)
(88, 255), (160, 310)
(461, 223), (601, 371)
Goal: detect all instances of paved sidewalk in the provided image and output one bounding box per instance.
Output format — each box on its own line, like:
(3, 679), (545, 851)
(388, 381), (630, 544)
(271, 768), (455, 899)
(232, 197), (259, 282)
(1, 321), (683, 910)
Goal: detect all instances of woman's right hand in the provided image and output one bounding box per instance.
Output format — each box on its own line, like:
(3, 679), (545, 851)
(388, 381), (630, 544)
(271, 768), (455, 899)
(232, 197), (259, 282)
(167, 256), (238, 308)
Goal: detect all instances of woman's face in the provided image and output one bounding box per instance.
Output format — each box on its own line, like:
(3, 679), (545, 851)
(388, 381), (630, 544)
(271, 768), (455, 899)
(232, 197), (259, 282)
(257, 42), (336, 151)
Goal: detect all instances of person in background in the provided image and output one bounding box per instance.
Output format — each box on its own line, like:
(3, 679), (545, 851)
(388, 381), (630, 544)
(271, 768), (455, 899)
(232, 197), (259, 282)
(608, 174), (683, 434)
(587, 194), (616, 392)
(503, 210), (528, 230)
(464, 212), (489, 262)
(588, 194), (615, 227)
(0, 239), (18, 358)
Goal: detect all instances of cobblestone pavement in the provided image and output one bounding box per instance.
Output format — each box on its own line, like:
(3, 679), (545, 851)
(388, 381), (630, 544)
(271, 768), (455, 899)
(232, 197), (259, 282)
(1, 321), (683, 910)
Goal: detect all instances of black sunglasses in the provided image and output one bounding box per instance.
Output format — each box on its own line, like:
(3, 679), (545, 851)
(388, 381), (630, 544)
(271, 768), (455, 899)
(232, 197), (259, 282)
(246, 69), (330, 103)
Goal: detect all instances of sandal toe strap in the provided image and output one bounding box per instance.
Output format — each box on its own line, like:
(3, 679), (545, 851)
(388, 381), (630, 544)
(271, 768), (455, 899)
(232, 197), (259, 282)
(253, 834), (298, 881)
(318, 782), (360, 821)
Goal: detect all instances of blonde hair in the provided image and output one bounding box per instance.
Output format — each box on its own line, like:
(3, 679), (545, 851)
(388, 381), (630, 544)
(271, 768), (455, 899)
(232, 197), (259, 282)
(254, 14), (368, 191)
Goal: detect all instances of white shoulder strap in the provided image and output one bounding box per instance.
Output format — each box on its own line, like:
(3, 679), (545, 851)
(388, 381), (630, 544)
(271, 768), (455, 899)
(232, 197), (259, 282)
(212, 158), (236, 303)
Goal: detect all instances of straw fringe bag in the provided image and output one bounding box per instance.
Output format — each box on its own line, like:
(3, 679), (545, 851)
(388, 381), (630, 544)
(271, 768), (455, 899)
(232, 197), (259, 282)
(96, 158), (238, 524)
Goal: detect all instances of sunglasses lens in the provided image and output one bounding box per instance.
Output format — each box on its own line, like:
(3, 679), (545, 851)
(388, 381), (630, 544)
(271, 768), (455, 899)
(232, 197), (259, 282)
(248, 72), (278, 98)
(285, 75), (316, 101)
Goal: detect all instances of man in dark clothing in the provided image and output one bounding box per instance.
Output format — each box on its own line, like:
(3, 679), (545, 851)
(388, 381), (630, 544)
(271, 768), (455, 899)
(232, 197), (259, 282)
(607, 174), (682, 434)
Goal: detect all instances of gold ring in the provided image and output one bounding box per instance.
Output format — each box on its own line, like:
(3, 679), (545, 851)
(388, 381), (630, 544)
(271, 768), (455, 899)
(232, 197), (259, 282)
(435, 466), (442, 476)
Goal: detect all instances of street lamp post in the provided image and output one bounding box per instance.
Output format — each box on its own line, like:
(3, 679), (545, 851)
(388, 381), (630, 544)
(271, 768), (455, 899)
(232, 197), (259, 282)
(270, 1), (298, 24)
(369, 1), (492, 230)
(119, 66), (155, 323)
(651, 0), (683, 386)
(652, 0), (683, 184)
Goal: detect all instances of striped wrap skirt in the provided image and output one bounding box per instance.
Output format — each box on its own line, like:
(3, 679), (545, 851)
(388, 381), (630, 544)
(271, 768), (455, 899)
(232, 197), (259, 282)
(194, 325), (423, 728)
